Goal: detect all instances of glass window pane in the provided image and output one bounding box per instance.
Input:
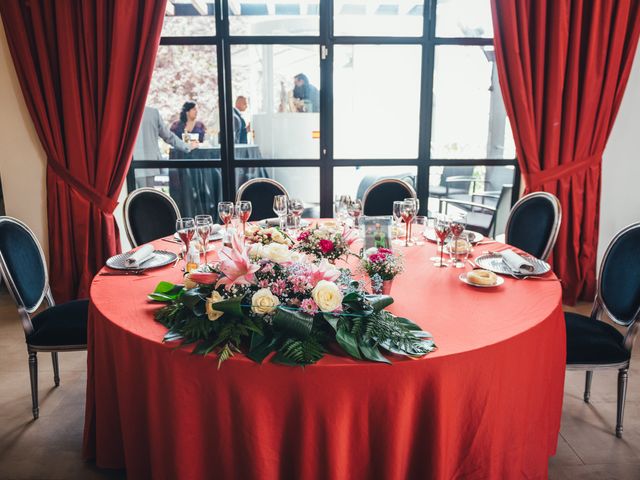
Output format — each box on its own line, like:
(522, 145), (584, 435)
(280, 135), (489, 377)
(334, 166), (418, 201)
(132, 167), (223, 219)
(145, 45), (220, 156)
(334, 0), (423, 36)
(435, 0), (493, 38)
(162, 0), (216, 36)
(231, 44), (320, 159)
(427, 165), (515, 214)
(334, 45), (421, 159)
(431, 46), (515, 159)
(229, 1), (319, 35)
(235, 167), (320, 217)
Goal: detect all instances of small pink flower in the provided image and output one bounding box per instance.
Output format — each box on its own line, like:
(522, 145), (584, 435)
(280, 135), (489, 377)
(297, 230), (311, 242)
(319, 239), (335, 254)
(300, 298), (319, 315)
(378, 248), (393, 255)
(258, 279), (270, 288)
(271, 279), (287, 296)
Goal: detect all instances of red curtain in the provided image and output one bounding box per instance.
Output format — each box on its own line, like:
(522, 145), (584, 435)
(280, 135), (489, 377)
(491, 0), (640, 305)
(0, 0), (166, 301)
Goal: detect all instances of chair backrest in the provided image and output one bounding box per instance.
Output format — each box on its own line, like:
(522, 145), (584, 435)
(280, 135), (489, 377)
(0, 217), (48, 314)
(504, 192), (561, 260)
(597, 223), (640, 327)
(485, 166), (516, 191)
(236, 178), (289, 221)
(362, 179), (417, 216)
(124, 188), (181, 247)
(490, 184), (513, 237)
(441, 166), (475, 186)
(355, 172), (416, 200)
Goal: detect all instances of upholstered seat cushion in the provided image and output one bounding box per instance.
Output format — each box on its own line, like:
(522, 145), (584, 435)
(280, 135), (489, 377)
(26, 299), (89, 347)
(565, 312), (630, 365)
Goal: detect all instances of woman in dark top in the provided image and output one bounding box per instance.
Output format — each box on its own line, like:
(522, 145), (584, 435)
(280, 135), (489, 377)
(170, 101), (207, 143)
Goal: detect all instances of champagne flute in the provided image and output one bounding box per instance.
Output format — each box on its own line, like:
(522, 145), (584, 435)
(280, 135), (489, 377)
(273, 195), (288, 230)
(236, 200), (252, 235)
(288, 198), (304, 231)
(176, 217), (195, 267)
(433, 214), (451, 267)
(392, 200), (404, 245)
(347, 199), (363, 227)
(218, 202), (234, 232)
(404, 198), (418, 243)
(195, 215), (213, 264)
(401, 199), (416, 247)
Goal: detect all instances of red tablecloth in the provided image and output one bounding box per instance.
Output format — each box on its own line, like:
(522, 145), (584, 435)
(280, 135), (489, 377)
(83, 235), (565, 480)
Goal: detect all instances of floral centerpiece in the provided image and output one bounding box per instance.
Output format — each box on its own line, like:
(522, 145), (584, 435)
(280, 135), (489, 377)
(295, 223), (358, 263)
(244, 224), (293, 246)
(150, 234), (435, 367)
(361, 247), (404, 295)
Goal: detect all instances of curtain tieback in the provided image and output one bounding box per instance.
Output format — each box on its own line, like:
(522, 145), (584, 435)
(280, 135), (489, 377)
(47, 159), (118, 214)
(524, 153), (602, 190)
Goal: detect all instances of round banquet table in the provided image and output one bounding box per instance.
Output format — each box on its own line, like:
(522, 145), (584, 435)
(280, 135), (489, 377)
(83, 231), (566, 480)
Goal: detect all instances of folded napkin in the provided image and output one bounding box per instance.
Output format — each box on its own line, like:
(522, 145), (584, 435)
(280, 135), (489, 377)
(500, 249), (535, 274)
(125, 244), (155, 268)
(211, 223), (222, 234)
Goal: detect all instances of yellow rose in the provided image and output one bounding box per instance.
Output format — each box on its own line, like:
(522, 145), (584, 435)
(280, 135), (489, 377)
(251, 288), (280, 315)
(311, 280), (343, 312)
(183, 274), (197, 290)
(205, 291), (224, 321)
(270, 229), (287, 244)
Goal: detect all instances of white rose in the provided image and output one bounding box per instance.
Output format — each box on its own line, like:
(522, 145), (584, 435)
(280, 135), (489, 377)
(205, 291), (224, 321)
(365, 247), (378, 258)
(311, 280), (343, 312)
(270, 229), (286, 244)
(262, 243), (292, 264)
(251, 288), (280, 315)
(245, 224), (259, 237)
(249, 243), (264, 259)
(183, 274), (198, 290)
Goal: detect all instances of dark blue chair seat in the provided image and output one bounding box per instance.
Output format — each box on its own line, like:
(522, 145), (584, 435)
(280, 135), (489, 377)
(565, 312), (629, 365)
(27, 299), (89, 348)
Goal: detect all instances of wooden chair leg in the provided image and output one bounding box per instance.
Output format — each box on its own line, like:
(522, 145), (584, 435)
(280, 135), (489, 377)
(28, 352), (39, 420)
(616, 368), (629, 438)
(51, 352), (60, 387)
(584, 370), (593, 403)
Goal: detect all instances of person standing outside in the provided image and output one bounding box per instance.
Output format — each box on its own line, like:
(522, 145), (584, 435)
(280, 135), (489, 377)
(233, 96), (249, 144)
(292, 73), (320, 113)
(170, 101), (207, 143)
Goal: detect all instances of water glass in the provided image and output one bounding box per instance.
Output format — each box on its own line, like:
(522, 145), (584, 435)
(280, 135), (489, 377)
(347, 199), (363, 227)
(288, 198), (304, 230)
(412, 216), (427, 246)
(448, 232), (472, 268)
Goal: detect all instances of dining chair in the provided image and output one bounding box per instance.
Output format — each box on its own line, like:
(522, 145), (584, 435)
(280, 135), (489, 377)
(565, 222), (640, 438)
(504, 192), (562, 260)
(439, 185), (513, 237)
(236, 178), (289, 221)
(428, 166), (476, 202)
(361, 178), (417, 216)
(124, 188), (181, 247)
(0, 216), (88, 419)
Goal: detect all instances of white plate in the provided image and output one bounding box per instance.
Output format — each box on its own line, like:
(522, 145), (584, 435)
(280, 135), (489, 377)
(459, 272), (505, 288)
(475, 252), (551, 276)
(106, 250), (177, 270)
(424, 228), (484, 244)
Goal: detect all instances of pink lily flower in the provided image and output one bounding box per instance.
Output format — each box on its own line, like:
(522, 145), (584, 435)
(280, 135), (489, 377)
(342, 226), (358, 246)
(309, 259), (340, 287)
(216, 233), (259, 290)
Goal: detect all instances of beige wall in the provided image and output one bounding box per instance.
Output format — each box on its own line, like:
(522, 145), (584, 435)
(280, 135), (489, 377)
(0, 20), (48, 259)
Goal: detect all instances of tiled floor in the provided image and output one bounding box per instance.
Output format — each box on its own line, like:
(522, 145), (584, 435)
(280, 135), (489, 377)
(0, 295), (638, 479)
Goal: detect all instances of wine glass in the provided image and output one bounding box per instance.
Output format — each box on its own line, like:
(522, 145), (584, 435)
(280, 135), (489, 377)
(433, 214), (451, 267)
(347, 199), (363, 227)
(195, 215), (213, 264)
(450, 211), (467, 238)
(273, 195), (288, 230)
(288, 198), (304, 230)
(404, 198), (419, 243)
(392, 200), (404, 245)
(401, 199), (417, 247)
(218, 202), (234, 232)
(176, 217), (195, 267)
(338, 194), (352, 224)
(236, 200), (252, 235)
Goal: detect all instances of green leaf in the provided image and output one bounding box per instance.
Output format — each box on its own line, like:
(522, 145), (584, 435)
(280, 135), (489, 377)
(181, 289), (206, 316)
(342, 291), (360, 303)
(211, 296), (246, 318)
(323, 313), (339, 331)
(336, 326), (361, 359)
(148, 282), (184, 302)
(358, 338), (390, 364)
(163, 330), (183, 342)
(247, 332), (277, 363)
(192, 337), (217, 355)
(366, 294), (394, 312)
(272, 307), (314, 338)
